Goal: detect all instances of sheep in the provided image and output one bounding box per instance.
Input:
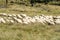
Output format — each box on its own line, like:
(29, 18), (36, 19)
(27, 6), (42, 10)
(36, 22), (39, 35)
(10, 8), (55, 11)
(3, 17), (10, 23)
(0, 17), (6, 23)
(0, 13), (7, 16)
(33, 16), (44, 24)
(8, 17), (15, 23)
(22, 17), (31, 24)
(8, 14), (13, 17)
(0, 13), (60, 25)
(33, 15), (47, 24)
(20, 14), (27, 18)
(16, 14), (22, 19)
(12, 14), (17, 17)
(45, 16), (55, 25)
(13, 17), (22, 23)
(22, 16), (37, 24)
(39, 16), (47, 24)
(23, 21), (29, 24)
(55, 16), (60, 19)
(25, 16), (36, 23)
(9, 20), (14, 23)
(54, 19), (60, 24)
(30, 17), (36, 23)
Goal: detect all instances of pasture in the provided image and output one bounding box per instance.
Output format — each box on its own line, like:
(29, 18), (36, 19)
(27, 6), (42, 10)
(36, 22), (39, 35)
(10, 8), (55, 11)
(0, 3), (60, 40)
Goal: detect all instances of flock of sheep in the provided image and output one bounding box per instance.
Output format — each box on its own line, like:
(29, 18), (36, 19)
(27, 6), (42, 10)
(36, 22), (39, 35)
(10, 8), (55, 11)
(0, 13), (60, 25)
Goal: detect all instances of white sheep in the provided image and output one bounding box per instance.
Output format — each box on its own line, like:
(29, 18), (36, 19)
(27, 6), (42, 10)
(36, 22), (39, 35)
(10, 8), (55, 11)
(20, 14), (27, 18)
(22, 16), (34, 24)
(55, 16), (60, 19)
(13, 17), (22, 23)
(39, 16), (46, 24)
(10, 20), (14, 23)
(30, 18), (36, 23)
(0, 17), (6, 23)
(8, 14), (13, 17)
(0, 13), (7, 16)
(54, 19), (60, 24)
(4, 17), (14, 23)
(3, 17), (10, 23)
(16, 14), (22, 19)
(22, 18), (30, 24)
(33, 15), (46, 24)
(12, 14), (17, 17)
(45, 16), (55, 25)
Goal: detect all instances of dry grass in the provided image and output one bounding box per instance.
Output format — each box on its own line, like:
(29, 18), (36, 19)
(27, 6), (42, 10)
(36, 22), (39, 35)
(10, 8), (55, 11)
(0, 4), (60, 16)
(0, 23), (60, 40)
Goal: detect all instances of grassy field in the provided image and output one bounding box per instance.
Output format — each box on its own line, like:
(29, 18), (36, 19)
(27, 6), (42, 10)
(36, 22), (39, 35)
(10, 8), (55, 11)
(0, 4), (60, 40)
(0, 4), (60, 16)
(0, 23), (60, 40)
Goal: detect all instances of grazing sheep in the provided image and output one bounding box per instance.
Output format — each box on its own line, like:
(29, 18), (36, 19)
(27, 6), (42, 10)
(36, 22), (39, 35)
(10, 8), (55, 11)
(0, 17), (6, 23)
(16, 14), (22, 19)
(25, 16), (36, 23)
(23, 21), (29, 24)
(13, 17), (22, 23)
(45, 16), (55, 25)
(54, 19), (60, 24)
(22, 16), (36, 24)
(30, 17), (36, 23)
(8, 14), (13, 17)
(8, 17), (15, 23)
(0, 13), (60, 25)
(33, 15), (46, 24)
(0, 13), (7, 16)
(12, 14), (17, 17)
(22, 19), (29, 24)
(22, 18), (30, 24)
(3, 17), (10, 23)
(39, 16), (46, 24)
(8, 17), (12, 20)
(9, 20), (14, 23)
(20, 14), (27, 18)
(55, 16), (60, 19)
